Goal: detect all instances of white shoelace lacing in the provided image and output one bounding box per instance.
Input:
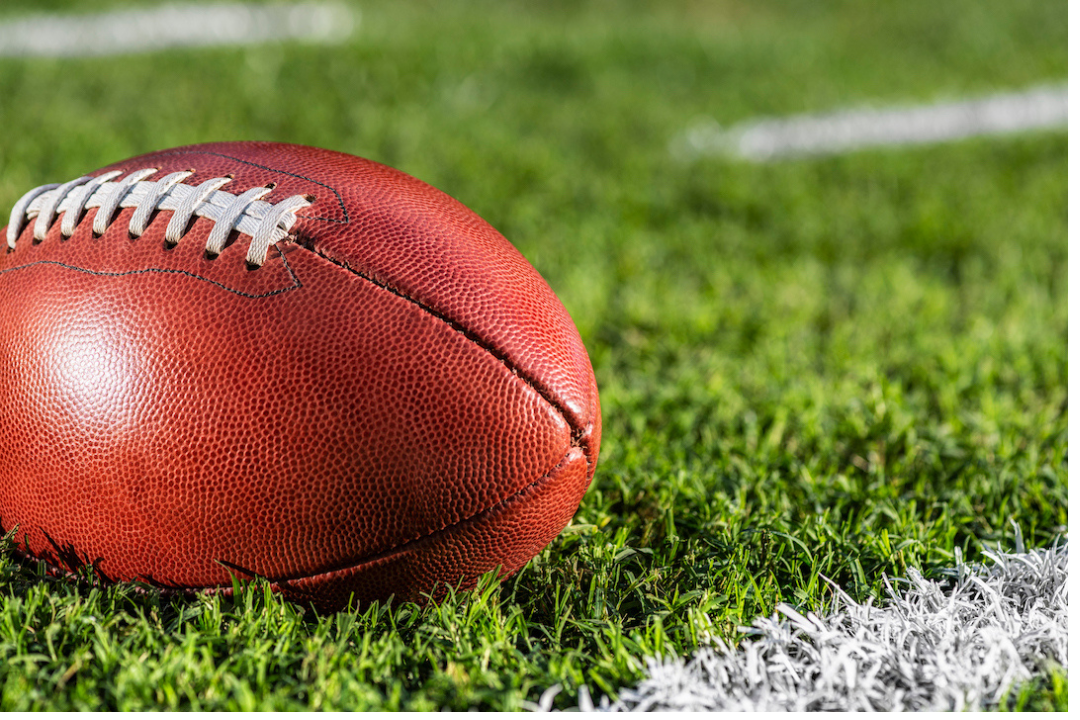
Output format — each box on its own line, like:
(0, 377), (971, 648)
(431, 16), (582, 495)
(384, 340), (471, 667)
(5, 169), (313, 268)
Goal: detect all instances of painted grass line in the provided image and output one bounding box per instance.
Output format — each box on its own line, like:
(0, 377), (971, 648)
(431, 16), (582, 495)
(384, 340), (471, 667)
(0, 1), (356, 58)
(544, 539), (1068, 712)
(673, 84), (1068, 161)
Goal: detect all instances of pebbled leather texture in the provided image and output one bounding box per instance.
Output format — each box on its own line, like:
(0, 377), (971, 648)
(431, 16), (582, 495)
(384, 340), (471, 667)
(0, 142), (601, 611)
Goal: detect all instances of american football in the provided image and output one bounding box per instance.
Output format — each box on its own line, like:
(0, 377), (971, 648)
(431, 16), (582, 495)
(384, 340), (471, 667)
(0, 141), (600, 612)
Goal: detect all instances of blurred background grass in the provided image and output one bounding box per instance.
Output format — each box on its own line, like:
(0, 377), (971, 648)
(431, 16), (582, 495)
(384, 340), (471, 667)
(0, 0), (1067, 710)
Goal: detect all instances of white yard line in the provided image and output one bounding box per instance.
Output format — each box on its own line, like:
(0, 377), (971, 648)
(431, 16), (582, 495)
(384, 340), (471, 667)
(538, 540), (1068, 712)
(0, 1), (356, 58)
(673, 84), (1068, 161)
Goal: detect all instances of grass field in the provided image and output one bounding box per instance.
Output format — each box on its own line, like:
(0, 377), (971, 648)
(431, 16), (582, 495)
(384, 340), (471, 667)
(0, 0), (1068, 711)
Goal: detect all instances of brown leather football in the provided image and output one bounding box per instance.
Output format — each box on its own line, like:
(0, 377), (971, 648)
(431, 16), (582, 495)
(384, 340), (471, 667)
(0, 142), (600, 611)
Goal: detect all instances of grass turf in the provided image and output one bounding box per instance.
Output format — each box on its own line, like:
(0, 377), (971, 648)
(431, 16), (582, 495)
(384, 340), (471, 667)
(0, 0), (1067, 711)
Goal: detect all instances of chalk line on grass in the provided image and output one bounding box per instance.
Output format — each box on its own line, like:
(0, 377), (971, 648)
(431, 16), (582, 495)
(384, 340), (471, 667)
(537, 538), (1068, 711)
(673, 84), (1068, 161)
(0, 2), (356, 58)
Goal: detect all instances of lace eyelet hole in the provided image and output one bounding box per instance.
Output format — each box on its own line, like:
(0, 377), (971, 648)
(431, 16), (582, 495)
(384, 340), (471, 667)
(204, 250), (220, 261)
(245, 260), (262, 272)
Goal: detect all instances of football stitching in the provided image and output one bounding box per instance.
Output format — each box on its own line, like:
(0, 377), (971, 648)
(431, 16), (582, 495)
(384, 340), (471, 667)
(0, 249), (303, 299)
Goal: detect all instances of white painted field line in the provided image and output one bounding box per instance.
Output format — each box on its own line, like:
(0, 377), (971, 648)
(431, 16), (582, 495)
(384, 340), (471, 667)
(673, 84), (1068, 161)
(0, 2), (356, 58)
(538, 539), (1068, 712)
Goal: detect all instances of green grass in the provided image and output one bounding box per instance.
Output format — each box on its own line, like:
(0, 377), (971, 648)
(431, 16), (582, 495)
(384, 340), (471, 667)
(0, 0), (1067, 711)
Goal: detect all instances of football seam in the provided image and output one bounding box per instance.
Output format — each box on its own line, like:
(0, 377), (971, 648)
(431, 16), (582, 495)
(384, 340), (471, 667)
(296, 241), (585, 447)
(232, 446), (578, 589)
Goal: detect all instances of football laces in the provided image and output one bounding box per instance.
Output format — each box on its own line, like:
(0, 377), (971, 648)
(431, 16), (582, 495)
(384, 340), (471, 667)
(6, 169), (313, 268)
